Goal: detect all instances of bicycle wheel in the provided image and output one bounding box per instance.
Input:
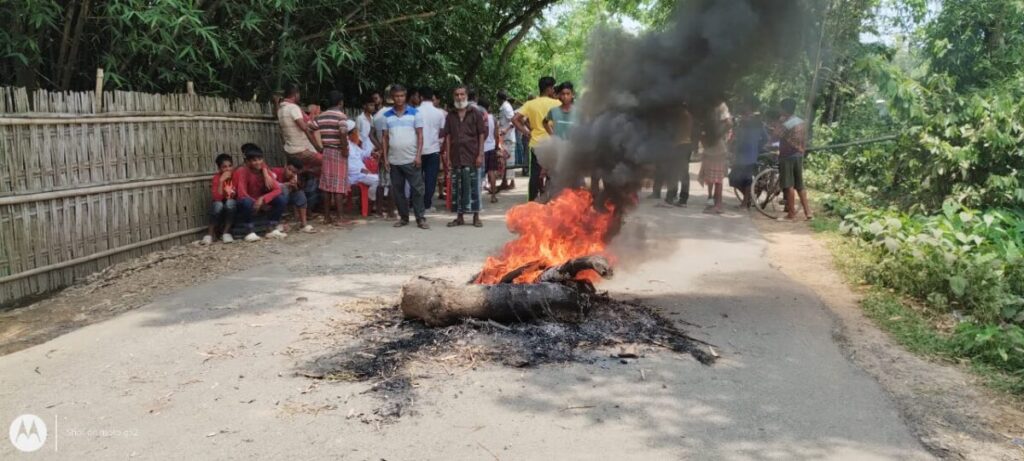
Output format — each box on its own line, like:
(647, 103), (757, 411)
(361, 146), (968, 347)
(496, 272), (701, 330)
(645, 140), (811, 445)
(752, 167), (783, 219)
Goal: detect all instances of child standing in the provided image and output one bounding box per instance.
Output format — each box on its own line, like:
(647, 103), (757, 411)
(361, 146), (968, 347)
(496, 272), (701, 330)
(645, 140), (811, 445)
(203, 153), (237, 245)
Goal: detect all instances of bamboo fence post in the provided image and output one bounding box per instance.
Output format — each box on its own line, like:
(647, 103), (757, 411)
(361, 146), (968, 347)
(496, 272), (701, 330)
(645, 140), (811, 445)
(94, 68), (104, 113)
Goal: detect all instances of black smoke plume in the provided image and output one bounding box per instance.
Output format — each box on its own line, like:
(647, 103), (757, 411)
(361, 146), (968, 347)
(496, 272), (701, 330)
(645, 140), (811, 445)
(542, 0), (806, 210)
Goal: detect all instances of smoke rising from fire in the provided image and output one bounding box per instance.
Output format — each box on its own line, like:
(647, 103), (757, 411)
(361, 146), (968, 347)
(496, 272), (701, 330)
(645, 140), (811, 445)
(546, 0), (806, 207)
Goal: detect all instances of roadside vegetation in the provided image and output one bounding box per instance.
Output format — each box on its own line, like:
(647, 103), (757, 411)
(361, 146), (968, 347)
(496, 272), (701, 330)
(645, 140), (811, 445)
(802, 1), (1024, 393)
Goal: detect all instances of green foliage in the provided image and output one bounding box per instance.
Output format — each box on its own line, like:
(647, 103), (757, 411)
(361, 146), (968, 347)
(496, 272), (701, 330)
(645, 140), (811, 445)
(839, 204), (1024, 325)
(925, 0), (1024, 90)
(831, 204), (1024, 384)
(0, 0), (559, 103)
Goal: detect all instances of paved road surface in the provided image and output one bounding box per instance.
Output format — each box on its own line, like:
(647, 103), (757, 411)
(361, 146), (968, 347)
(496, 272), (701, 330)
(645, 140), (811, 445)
(0, 175), (933, 460)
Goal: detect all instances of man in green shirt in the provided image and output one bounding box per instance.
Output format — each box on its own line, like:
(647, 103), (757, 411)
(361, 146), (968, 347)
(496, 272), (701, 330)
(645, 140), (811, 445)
(544, 82), (575, 140)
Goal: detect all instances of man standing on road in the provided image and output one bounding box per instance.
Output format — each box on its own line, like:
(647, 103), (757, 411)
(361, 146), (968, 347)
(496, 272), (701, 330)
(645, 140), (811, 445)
(478, 98), (500, 204)
(417, 86), (446, 211)
(664, 103), (695, 207)
(729, 99), (768, 209)
(774, 98), (813, 220)
(512, 77), (560, 201)
(442, 86), (487, 228)
(544, 82), (575, 140)
(382, 85), (428, 229)
(496, 90), (516, 190)
(276, 83), (322, 171)
(357, 94), (378, 153)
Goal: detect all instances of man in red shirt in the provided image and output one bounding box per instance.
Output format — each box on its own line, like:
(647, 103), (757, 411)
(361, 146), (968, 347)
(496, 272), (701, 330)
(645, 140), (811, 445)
(235, 146), (288, 241)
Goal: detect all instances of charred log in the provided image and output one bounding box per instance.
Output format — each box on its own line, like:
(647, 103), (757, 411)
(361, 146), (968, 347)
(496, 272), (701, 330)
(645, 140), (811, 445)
(400, 277), (594, 327)
(538, 255), (612, 284)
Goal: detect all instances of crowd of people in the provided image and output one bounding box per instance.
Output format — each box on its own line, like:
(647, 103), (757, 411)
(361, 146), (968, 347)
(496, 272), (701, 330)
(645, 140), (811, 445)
(651, 96), (811, 220)
(201, 76), (808, 245)
(201, 77), (577, 244)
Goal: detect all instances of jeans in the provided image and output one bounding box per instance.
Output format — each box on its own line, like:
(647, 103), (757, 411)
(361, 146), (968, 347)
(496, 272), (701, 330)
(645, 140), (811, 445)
(478, 166), (486, 211)
(390, 162), (426, 222)
(421, 152), (441, 210)
(452, 166), (481, 213)
(665, 143), (693, 203)
(528, 148), (543, 201)
(238, 194), (287, 232)
(517, 134), (528, 173)
(279, 183), (308, 208)
(210, 199), (236, 227)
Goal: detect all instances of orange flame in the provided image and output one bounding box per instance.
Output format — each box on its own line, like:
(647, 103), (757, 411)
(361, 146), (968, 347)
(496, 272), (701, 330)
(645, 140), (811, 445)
(475, 189), (616, 285)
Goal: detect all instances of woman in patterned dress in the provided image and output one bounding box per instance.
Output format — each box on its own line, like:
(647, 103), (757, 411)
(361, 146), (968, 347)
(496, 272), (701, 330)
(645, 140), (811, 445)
(311, 91), (350, 226)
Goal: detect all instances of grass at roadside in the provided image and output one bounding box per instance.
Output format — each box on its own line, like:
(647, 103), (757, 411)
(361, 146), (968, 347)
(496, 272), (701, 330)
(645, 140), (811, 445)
(808, 214), (1024, 394)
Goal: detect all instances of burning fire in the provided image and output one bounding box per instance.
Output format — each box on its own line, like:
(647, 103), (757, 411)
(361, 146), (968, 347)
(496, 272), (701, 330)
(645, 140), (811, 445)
(475, 188), (616, 285)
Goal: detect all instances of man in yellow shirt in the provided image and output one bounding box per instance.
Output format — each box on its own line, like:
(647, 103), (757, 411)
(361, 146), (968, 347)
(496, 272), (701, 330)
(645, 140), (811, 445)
(512, 76), (560, 201)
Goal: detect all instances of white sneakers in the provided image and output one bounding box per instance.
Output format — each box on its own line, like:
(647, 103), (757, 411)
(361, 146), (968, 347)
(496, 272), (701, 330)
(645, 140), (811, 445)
(300, 225), (315, 233)
(244, 232), (261, 242)
(266, 229), (288, 239)
(202, 234), (236, 245)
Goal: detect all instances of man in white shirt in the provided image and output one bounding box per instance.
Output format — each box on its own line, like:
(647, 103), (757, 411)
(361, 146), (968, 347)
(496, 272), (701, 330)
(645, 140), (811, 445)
(416, 86), (446, 210)
(276, 83), (321, 167)
(497, 90), (516, 189)
(479, 98), (500, 203)
(372, 85), (395, 152)
(344, 120), (379, 197)
(356, 94), (377, 153)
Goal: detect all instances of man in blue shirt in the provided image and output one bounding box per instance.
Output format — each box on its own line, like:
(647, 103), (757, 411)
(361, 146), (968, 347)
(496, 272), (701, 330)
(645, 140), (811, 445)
(382, 84), (428, 229)
(729, 98), (768, 209)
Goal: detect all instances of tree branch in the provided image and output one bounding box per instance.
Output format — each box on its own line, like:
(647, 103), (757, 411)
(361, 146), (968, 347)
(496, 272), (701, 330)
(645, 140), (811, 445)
(463, 0), (556, 84)
(498, 12), (538, 70)
(295, 10), (447, 45)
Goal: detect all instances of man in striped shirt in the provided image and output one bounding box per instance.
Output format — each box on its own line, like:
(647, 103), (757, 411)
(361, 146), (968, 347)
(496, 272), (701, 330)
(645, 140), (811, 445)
(310, 91), (350, 226)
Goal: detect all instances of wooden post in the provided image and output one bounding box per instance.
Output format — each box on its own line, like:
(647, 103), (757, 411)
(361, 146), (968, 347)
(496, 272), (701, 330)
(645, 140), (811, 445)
(186, 81), (195, 95)
(94, 68), (104, 113)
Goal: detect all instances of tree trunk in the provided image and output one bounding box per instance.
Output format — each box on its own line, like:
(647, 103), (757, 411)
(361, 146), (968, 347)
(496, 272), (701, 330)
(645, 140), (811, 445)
(60, 0), (92, 90)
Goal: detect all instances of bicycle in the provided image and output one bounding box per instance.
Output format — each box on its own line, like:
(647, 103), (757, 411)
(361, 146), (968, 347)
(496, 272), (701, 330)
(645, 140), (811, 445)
(732, 151), (785, 219)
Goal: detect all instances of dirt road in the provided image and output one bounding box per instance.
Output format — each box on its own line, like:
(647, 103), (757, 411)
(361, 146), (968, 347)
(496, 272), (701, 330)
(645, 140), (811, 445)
(0, 177), (941, 460)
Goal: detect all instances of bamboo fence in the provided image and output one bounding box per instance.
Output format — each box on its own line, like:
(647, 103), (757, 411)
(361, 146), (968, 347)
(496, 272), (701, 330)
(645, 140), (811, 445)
(0, 85), (285, 306)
